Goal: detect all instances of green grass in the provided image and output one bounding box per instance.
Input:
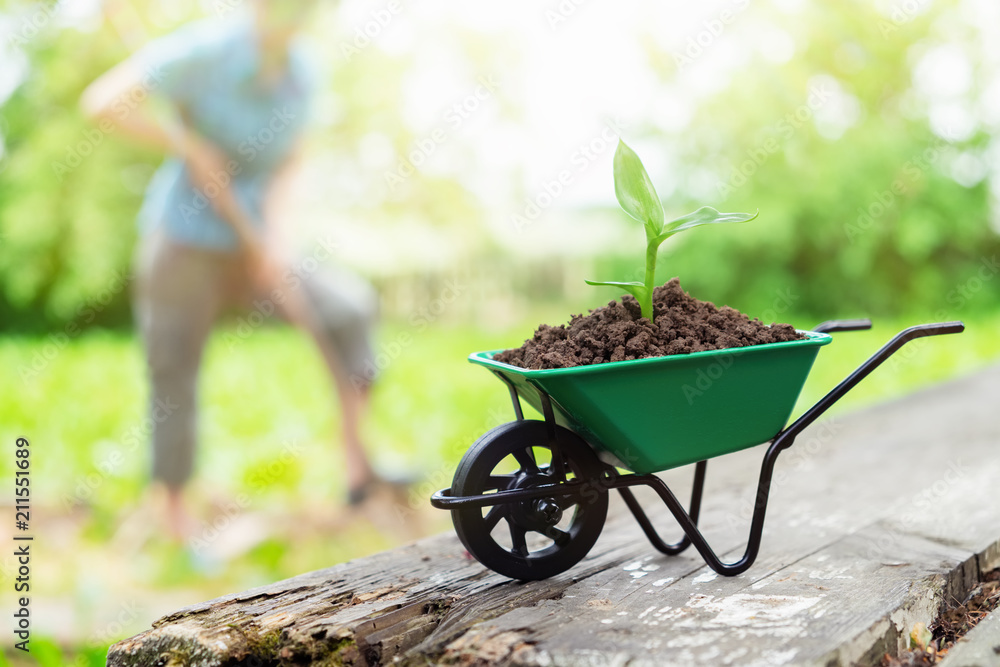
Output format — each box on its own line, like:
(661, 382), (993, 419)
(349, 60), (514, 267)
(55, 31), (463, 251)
(0, 316), (536, 663)
(0, 311), (997, 662)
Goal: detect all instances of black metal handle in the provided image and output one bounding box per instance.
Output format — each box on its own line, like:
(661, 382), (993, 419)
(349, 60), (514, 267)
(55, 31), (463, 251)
(813, 319), (872, 333)
(895, 321), (966, 338)
(673, 319), (967, 575)
(780, 320), (964, 444)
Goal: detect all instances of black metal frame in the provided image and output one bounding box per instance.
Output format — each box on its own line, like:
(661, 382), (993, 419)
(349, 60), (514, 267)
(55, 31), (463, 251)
(432, 320), (964, 576)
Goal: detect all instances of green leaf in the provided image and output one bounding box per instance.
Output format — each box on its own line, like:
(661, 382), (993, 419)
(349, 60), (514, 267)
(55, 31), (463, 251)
(585, 279), (648, 299)
(655, 206), (758, 243)
(613, 140), (665, 237)
(584, 279), (645, 288)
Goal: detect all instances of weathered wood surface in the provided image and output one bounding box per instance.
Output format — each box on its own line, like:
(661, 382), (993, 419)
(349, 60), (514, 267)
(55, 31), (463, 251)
(108, 365), (1000, 666)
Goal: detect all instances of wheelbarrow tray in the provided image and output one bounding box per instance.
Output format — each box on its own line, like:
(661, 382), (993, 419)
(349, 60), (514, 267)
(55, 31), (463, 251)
(469, 331), (831, 474)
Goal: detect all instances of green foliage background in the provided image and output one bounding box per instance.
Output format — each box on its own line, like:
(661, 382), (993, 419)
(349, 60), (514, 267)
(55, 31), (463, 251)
(654, 2), (1000, 320)
(0, 20), (143, 330)
(1, 1), (998, 332)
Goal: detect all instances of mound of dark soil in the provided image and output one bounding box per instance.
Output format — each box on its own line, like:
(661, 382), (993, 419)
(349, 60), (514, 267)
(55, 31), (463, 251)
(495, 278), (804, 370)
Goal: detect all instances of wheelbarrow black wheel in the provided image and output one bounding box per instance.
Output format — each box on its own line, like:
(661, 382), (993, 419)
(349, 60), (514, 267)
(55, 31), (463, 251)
(451, 420), (608, 581)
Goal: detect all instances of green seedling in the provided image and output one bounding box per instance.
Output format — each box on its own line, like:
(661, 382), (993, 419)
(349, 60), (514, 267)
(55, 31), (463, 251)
(586, 140), (758, 321)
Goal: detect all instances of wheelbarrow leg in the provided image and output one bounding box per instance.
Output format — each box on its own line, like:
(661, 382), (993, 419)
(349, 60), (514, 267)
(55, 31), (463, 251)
(618, 461), (706, 556)
(627, 444), (783, 576)
(493, 371), (524, 421)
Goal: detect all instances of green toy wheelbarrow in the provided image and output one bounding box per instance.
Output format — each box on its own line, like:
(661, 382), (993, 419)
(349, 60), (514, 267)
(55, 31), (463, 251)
(431, 319), (964, 581)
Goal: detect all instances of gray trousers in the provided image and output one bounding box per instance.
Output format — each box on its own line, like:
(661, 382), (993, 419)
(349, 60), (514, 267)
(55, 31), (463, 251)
(133, 232), (378, 489)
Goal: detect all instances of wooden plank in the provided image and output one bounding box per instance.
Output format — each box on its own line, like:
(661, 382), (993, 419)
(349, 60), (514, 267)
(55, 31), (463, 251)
(108, 364), (1000, 666)
(938, 609), (1000, 666)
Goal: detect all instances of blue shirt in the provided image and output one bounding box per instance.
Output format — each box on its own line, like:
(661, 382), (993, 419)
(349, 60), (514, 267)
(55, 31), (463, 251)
(136, 17), (314, 250)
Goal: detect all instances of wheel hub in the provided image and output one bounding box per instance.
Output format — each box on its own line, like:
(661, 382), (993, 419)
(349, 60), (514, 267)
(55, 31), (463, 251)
(450, 420), (609, 581)
(509, 471), (565, 532)
(532, 498), (563, 525)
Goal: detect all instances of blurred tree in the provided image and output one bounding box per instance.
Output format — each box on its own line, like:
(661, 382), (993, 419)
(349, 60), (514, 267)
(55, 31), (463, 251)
(1, 0), (998, 332)
(0, 18), (147, 331)
(644, 0), (999, 319)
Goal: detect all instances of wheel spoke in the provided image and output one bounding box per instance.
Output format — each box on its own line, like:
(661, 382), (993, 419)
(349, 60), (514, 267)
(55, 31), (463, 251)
(554, 492), (582, 510)
(508, 521), (529, 557)
(483, 505), (504, 531)
(542, 526), (571, 547)
(484, 473), (516, 491)
(450, 422), (609, 580)
(512, 447), (538, 473)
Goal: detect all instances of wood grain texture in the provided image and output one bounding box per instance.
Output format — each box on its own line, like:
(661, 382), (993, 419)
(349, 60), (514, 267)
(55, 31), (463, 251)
(108, 364), (1000, 667)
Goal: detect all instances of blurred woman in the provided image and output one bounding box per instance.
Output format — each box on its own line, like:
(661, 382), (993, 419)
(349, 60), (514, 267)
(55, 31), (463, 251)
(82, 0), (382, 539)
